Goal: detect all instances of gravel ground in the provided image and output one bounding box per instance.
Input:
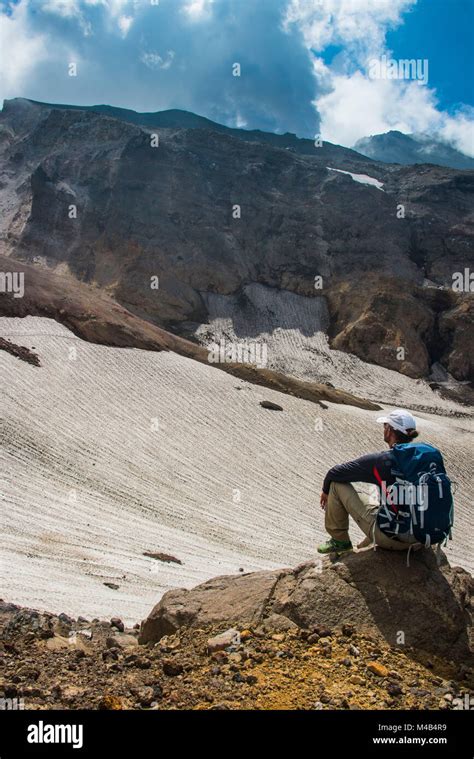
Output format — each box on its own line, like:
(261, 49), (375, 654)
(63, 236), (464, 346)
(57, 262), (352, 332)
(1, 603), (472, 711)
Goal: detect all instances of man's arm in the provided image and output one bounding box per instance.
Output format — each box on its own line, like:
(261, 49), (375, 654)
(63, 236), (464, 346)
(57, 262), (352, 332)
(322, 451), (389, 495)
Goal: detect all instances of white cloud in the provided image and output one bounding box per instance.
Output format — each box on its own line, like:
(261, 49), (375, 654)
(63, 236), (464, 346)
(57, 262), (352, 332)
(42, 0), (93, 35)
(118, 14), (133, 36)
(182, 0), (214, 21)
(42, 0), (135, 34)
(285, 0), (414, 60)
(316, 71), (436, 145)
(315, 71), (474, 157)
(83, 0), (132, 13)
(284, 0), (474, 156)
(140, 50), (175, 70)
(0, 1), (49, 103)
(104, 0), (135, 17)
(438, 109), (474, 158)
(42, 0), (81, 18)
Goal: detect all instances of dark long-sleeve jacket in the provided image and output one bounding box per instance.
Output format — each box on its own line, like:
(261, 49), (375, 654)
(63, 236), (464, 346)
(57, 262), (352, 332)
(322, 450), (395, 495)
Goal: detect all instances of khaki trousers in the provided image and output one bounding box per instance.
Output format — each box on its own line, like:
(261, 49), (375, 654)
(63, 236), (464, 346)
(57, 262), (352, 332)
(325, 482), (416, 551)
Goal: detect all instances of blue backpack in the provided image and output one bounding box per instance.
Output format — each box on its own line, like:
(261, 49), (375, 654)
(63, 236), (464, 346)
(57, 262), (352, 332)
(375, 443), (454, 547)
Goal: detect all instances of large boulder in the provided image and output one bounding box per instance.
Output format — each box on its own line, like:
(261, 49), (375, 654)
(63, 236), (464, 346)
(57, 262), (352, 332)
(139, 548), (473, 661)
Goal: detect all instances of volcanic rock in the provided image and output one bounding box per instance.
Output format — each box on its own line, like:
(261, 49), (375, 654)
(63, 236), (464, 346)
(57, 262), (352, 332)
(140, 549), (473, 661)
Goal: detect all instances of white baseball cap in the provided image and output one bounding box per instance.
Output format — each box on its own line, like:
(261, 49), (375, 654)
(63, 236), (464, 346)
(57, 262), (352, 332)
(376, 409), (417, 434)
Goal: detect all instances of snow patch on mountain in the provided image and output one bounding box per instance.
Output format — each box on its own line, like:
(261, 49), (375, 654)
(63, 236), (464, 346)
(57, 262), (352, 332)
(327, 166), (384, 190)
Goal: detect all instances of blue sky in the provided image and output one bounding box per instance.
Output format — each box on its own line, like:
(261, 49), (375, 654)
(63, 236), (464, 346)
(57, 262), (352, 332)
(386, 0), (474, 111)
(0, 0), (472, 154)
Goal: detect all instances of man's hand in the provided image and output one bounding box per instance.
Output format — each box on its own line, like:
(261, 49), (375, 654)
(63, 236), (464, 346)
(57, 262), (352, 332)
(320, 491), (328, 510)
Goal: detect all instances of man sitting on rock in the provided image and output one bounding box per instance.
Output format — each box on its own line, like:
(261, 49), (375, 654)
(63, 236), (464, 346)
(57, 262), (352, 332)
(317, 409), (426, 556)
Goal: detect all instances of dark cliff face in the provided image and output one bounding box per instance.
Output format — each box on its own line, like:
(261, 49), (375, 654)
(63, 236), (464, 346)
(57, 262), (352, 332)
(1, 98), (473, 382)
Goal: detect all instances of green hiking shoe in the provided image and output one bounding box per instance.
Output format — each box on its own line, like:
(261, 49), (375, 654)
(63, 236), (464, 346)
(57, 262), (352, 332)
(317, 538), (353, 555)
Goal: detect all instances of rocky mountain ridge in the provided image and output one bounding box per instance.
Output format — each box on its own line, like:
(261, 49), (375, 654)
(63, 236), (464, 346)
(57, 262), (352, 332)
(354, 130), (474, 171)
(0, 97), (473, 386)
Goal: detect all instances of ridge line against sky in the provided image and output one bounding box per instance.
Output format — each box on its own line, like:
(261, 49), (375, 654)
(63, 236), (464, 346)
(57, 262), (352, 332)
(0, 0), (473, 155)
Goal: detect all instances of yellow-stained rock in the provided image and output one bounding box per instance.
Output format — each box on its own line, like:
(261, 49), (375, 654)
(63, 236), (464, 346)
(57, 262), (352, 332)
(367, 661), (389, 677)
(98, 694), (123, 710)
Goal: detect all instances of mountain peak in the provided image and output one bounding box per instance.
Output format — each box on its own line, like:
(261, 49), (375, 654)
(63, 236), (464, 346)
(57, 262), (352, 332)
(354, 130), (474, 170)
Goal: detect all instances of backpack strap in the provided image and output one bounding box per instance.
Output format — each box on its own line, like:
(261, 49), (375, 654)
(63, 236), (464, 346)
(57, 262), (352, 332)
(373, 465), (399, 514)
